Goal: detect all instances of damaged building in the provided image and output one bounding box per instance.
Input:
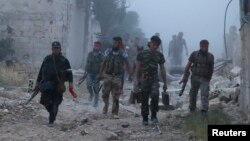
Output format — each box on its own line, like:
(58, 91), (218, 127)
(239, 0), (250, 116)
(0, 0), (100, 68)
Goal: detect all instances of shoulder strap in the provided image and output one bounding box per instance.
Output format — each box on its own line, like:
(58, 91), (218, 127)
(52, 55), (61, 82)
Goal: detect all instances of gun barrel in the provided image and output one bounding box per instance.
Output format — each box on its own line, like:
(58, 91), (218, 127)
(77, 72), (88, 86)
(179, 81), (187, 96)
(25, 88), (39, 105)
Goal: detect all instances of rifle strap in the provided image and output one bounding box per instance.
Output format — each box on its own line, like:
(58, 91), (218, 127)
(52, 55), (61, 82)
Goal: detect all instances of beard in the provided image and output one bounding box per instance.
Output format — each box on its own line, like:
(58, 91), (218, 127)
(199, 48), (208, 55)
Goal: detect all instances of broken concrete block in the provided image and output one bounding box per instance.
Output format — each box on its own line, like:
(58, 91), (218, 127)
(106, 132), (118, 140)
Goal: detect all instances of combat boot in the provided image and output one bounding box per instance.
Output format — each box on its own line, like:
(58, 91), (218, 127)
(48, 121), (54, 127)
(142, 116), (149, 126)
(102, 104), (108, 114)
(102, 98), (109, 114)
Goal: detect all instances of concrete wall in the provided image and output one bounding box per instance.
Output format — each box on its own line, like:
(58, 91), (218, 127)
(0, 0), (100, 68)
(239, 0), (250, 115)
(240, 24), (250, 115)
(66, 0), (85, 68)
(0, 0), (69, 66)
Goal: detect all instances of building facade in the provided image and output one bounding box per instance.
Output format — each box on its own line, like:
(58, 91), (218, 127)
(0, 0), (100, 68)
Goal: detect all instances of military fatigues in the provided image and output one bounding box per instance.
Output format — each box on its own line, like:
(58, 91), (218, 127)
(188, 50), (214, 112)
(85, 51), (103, 106)
(137, 50), (165, 118)
(37, 54), (73, 123)
(102, 49), (128, 115)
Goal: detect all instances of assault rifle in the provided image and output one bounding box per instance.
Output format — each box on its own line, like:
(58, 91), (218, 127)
(92, 80), (103, 94)
(179, 72), (190, 96)
(77, 72), (88, 86)
(25, 87), (40, 105)
(179, 80), (188, 96)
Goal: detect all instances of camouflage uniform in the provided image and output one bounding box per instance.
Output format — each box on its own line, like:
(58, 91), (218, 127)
(37, 53), (73, 123)
(102, 49), (128, 115)
(137, 49), (165, 118)
(85, 51), (103, 106)
(188, 50), (214, 112)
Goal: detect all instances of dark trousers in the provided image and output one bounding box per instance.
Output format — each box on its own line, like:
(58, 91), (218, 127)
(189, 75), (210, 112)
(40, 90), (63, 123)
(141, 80), (160, 117)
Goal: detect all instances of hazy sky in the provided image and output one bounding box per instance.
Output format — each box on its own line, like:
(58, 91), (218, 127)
(128, 0), (240, 59)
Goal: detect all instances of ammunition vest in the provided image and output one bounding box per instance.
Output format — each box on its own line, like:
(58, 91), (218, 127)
(105, 50), (125, 75)
(85, 52), (103, 74)
(191, 51), (213, 77)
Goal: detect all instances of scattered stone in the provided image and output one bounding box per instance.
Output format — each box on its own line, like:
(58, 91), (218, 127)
(106, 132), (118, 140)
(219, 96), (231, 103)
(209, 89), (221, 100)
(114, 130), (125, 136)
(134, 113), (140, 117)
(100, 123), (108, 130)
(3, 109), (9, 113)
(175, 101), (184, 108)
(230, 66), (241, 76)
(80, 129), (88, 136)
(80, 118), (88, 125)
(121, 123), (130, 128)
(0, 87), (4, 92)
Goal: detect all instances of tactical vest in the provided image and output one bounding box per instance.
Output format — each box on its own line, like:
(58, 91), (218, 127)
(191, 51), (212, 77)
(85, 52), (103, 74)
(105, 51), (125, 75)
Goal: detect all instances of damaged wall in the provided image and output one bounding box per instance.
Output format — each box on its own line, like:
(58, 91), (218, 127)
(240, 24), (250, 115)
(0, 0), (100, 68)
(0, 0), (69, 66)
(239, 0), (250, 115)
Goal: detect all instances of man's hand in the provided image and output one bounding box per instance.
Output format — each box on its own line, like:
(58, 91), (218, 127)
(96, 74), (103, 81)
(128, 74), (133, 82)
(69, 85), (77, 98)
(163, 83), (167, 91)
(179, 78), (188, 84)
(35, 82), (39, 89)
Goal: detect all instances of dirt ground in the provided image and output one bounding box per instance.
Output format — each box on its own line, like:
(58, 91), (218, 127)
(0, 77), (247, 141)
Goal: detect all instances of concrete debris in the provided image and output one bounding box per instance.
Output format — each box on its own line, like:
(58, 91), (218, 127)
(230, 66), (241, 76)
(0, 65), (246, 141)
(106, 132), (118, 140)
(121, 123), (130, 128)
(3, 109), (9, 113)
(80, 118), (88, 125)
(219, 96), (231, 103)
(100, 123), (108, 130)
(80, 129), (88, 136)
(0, 87), (4, 92)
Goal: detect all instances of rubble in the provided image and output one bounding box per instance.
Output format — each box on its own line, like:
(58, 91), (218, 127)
(0, 65), (247, 141)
